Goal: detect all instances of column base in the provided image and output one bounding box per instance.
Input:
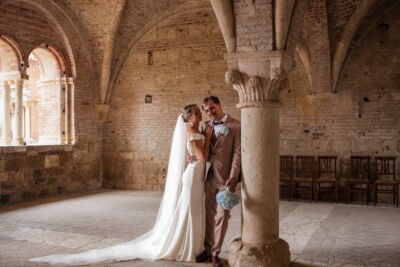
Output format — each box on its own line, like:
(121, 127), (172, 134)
(12, 138), (24, 146)
(229, 238), (290, 267)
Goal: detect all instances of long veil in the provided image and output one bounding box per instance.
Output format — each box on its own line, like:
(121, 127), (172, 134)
(30, 115), (187, 265)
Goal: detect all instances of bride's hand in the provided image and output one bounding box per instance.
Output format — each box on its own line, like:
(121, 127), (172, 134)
(204, 126), (212, 139)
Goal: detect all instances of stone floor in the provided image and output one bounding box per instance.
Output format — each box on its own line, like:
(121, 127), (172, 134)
(0, 190), (399, 267)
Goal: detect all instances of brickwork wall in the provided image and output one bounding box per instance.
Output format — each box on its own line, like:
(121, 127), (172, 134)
(0, 39), (19, 72)
(1, 0), (398, 205)
(280, 7), (400, 183)
(36, 81), (62, 143)
(0, 1), (102, 205)
(326, 0), (360, 54)
(233, 0), (273, 51)
(112, 0), (187, 68)
(63, 0), (125, 83)
(102, 8), (239, 190)
(108, 0), (208, 103)
(0, 2), (64, 57)
(306, 0), (332, 93)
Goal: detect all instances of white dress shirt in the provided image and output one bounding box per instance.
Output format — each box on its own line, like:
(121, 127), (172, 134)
(213, 113), (227, 137)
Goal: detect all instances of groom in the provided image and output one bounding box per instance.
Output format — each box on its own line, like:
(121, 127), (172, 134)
(197, 95), (241, 267)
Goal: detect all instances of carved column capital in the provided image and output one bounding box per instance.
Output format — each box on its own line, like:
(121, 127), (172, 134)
(225, 68), (286, 108)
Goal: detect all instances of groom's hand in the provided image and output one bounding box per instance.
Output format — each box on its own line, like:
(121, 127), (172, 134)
(225, 177), (237, 192)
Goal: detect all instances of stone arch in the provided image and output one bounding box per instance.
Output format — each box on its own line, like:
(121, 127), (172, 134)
(284, 0), (309, 64)
(0, 34), (23, 74)
(332, 0), (376, 93)
(28, 44), (68, 80)
(107, 0), (221, 104)
(0, 0), (94, 83)
(0, 0), (100, 144)
(295, 39), (312, 86)
(275, 0), (297, 50)
(25, 45), (67, 144)
(209, 0), (236, 52)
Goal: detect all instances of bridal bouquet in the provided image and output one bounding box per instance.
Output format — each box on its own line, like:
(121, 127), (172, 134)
(216, 188), (240, 210)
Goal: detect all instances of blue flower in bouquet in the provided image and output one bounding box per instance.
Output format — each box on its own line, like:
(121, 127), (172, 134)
(216, 188), (240, 210)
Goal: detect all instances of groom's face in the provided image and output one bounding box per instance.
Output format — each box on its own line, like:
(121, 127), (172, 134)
(203, 100), (224, 121)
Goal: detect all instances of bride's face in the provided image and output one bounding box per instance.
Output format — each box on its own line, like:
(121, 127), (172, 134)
(188, 106), (202, 124)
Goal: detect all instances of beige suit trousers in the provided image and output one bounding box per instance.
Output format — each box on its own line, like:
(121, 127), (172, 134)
(204, 168), (231, 256)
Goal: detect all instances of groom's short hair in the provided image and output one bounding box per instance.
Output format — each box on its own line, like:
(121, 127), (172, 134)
(202, 95), (220, 105)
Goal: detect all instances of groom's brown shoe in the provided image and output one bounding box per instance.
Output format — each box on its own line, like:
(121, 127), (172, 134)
(211, 256), (223, 267)
(196, 251), (211, 263)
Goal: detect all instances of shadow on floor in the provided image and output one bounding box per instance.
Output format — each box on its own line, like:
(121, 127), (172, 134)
(291, 261), (325, 267)
(0, 189), (114, 212)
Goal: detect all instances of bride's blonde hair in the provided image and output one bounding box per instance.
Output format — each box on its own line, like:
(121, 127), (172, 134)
(181, 104), (198, 123)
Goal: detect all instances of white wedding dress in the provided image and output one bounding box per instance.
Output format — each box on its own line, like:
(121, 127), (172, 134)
(30, 116), (206, 265)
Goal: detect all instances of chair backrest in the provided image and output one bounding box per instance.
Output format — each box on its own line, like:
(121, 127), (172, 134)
(296, 156), (315, 178)
(375, 157), (396, 181)
(318, 156), (337, 179)
(350, 156), (370, 180)
(280, 155), (294, 179)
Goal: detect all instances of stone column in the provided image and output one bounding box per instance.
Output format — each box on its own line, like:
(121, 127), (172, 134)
(60, 77), (67, 144)
(24, 101), (34, 143)
(13, 79), (24, 145)
(65, 77), (74, 144)
(226, 51), (293, 267)
(1, 80), (12, 145)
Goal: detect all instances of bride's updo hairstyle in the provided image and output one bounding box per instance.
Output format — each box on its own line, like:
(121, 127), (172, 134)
(181, 104), (198, 123)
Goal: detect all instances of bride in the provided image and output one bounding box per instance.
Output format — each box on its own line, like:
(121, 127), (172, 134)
(30, 104), (212, 265)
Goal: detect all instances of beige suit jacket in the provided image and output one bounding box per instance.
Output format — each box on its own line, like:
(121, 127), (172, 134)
(204, 114), (241, 186)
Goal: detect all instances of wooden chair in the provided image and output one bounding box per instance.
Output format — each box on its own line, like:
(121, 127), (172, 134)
(280, 155), (294, 200)
(374, 157), (398, 207)
(292, 156), (315, 202)
(345, 156), (371, 205)
(315, 156), (338, 202)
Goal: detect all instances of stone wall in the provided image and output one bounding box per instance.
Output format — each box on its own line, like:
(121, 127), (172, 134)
(103, 2), (399, 194)
(1, 0), (398, 204)
(280, 5), (400, 184)
(233, 0), (273, 52)
(0, 145), (99, 204)
(0, 1), (102, 204)
(326, 0), (359, 54)
(102, 7), (239, 190)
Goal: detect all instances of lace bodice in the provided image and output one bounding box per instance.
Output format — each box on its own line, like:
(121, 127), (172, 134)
(187, 133), (205, 156)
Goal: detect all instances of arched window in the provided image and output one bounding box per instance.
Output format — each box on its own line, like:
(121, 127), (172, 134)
(0, 37), (74, 146)
(0, 37), (19, 73)
(0, 35), (23, 145)
(24, 44), (73, 145)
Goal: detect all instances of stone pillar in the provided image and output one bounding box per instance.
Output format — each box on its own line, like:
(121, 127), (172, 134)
(65, 77), (74, 144)
(1, 80), (12, 145)
(24, 101), (35, 143)
(13, 79), (24, 145)
(225, 51), (293, 267)
(60, 77), (68, 144)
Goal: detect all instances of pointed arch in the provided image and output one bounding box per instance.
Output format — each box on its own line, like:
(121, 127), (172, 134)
(332, 0), (376, 93)
(107, 0), (220, 104)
